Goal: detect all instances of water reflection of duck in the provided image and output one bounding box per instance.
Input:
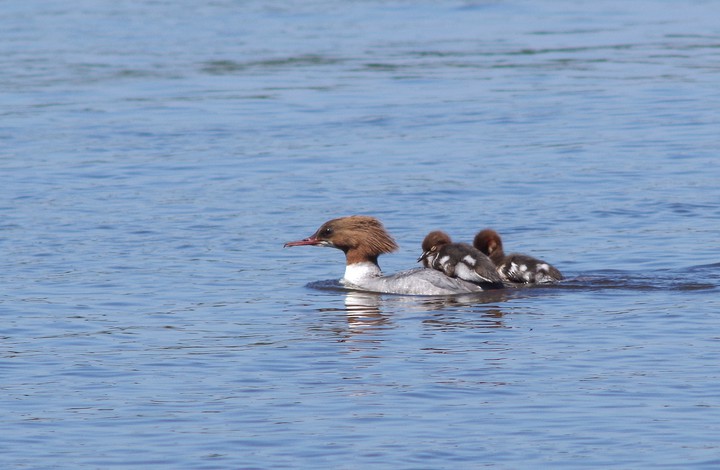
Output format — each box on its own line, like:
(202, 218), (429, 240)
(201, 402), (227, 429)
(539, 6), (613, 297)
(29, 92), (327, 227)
(347, 288), (513, 314)
(340, 290), (513, 333)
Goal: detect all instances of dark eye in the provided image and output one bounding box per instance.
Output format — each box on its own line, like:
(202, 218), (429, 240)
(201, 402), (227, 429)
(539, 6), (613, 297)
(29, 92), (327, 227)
(322, 227), (333, 236)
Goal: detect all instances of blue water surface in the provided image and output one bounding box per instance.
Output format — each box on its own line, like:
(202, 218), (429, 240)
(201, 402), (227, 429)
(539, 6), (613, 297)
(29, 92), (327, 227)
(2, 0), (720, 468)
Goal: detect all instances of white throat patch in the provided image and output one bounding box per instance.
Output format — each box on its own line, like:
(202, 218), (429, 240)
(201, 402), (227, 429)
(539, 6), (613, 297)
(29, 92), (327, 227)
(343, 262), (382, 285)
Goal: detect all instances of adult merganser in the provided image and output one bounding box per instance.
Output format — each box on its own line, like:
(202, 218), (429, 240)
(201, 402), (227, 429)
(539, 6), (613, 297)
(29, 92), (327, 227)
(473, 228), (564, 284)
(418, 231), (504, 288)
(284, 215), (487, 295)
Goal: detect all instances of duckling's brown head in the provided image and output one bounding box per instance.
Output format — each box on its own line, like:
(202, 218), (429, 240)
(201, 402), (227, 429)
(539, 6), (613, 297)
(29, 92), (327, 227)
(417, 230), (452, 266)
(473, 229), (503, 258)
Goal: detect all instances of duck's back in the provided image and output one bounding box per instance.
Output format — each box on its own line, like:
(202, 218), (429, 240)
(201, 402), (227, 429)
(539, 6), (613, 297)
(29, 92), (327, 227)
(500, 253), (564, 284)
(343, 267), (486, 295)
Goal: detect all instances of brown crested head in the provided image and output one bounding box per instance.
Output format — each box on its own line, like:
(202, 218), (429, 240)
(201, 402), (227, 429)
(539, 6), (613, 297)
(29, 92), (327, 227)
(285, 215), (398, 264)
(420, 230), (452, 253)
(473, 228), (503, 257)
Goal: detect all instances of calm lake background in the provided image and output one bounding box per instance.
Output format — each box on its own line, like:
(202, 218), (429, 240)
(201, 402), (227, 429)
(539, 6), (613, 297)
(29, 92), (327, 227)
(2, 0), (720, 468)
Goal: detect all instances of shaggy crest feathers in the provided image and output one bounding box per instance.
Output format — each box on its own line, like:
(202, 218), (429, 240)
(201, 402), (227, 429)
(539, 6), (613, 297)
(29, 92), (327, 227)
(315, 215), (398, 256)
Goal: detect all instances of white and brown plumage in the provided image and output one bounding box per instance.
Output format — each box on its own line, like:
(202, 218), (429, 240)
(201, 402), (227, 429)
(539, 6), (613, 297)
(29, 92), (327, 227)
(473, 229), (563, 284)
(284, 216), (489, 295)
(418, 230), (504, 289)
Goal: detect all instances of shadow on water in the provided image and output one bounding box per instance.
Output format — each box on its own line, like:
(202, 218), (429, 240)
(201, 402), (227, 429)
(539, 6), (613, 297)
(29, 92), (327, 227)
(303, 263), (718, 337)
(563, 262), (720, 292)
(307, 261), (719, 306)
